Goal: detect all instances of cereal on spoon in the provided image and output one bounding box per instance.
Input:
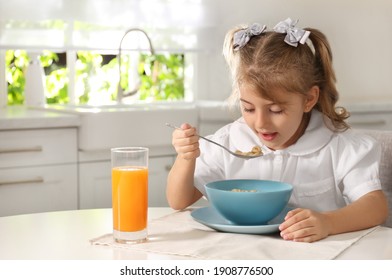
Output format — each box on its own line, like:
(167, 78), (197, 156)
(235, 146), (263, 157)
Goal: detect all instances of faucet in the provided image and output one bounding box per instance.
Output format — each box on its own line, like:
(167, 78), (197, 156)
(117, 28), (155, 103)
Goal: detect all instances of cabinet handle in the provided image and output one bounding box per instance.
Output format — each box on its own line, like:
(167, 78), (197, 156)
(0, 146), (43, 154)
(0, 177), (44, 186)
(350, 120), (387, 126)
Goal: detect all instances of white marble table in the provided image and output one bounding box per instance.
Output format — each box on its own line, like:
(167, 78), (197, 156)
(0, 207), (391, 259)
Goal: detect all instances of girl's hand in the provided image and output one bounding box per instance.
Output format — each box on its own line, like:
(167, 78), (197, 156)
(171, 123), (200, 160)
(278, 208), (331, 242)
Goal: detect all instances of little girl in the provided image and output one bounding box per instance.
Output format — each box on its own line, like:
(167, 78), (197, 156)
(166, 18), (388, 242)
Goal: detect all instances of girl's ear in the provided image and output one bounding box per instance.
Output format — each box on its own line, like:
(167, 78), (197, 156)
(304, 86), (319, 112)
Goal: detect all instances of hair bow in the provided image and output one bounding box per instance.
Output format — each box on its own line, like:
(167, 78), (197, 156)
(233, 23), (266, 51)
(273, 18), (310, 47)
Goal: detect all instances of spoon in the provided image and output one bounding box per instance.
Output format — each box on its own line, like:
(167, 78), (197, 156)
(165, 123), (263, 159)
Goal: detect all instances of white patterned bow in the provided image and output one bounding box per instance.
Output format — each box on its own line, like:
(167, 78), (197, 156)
(273, 18), (310, 47)
(233, 23), (267, 51)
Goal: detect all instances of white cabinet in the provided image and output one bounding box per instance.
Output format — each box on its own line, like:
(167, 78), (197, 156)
(0, 128), (78, 216)
(148, 156), (175, 207)
(78, 155), (175, 209)
(0, 128), (77, 168)
(78, 160), (111, 209)
(0, 165), (77, 216)
(347, 112), (392, 131)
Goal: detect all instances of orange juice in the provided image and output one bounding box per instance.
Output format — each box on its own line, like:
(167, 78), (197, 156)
(112, 166), (148, 232)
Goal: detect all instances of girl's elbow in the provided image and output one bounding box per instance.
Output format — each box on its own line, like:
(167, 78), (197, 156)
(168, 200), (188, 211)
(375, 191), (389, 225)
(381, 197), (389, 224)
(166, 195), (192, 210)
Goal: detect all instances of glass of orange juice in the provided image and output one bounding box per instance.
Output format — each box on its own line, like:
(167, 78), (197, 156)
(111, 147), (148, 243)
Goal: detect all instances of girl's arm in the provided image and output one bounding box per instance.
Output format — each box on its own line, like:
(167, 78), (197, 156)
(166, 123), (203, 210)
(167, 155), (203, 210)
(279, 190), (388, 242)
(324, 190), (388, 234)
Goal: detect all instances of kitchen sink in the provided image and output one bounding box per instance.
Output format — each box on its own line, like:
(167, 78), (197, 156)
(41, 102), (199, 151)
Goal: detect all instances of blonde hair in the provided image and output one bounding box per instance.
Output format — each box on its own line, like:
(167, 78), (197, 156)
(223, 24), (350, 131)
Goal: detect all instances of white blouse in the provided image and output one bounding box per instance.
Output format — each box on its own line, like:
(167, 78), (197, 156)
(194, 110), (382, 212)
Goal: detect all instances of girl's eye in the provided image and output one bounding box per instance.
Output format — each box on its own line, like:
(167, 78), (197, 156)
(270, 105), (283, 114)
(270, 109), (283, 114)
(243, 107), (254, 113)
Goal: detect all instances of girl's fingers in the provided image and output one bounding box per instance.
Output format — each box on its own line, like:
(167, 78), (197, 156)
(279, 208), (310, 231)
(180, 123), (191, 130)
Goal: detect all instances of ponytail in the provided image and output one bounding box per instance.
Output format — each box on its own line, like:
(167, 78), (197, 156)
(307, 28), (350, 131)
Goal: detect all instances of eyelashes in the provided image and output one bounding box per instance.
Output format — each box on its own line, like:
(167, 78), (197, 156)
(242, 107), (284, 114)
(243, 107), (254, 113)
(271, 109), (284, 114)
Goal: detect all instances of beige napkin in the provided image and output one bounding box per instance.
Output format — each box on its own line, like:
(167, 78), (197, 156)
(90, 208), (378, 260)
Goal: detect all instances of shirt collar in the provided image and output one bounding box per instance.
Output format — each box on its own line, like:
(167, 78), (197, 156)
(284, 110), (334, 156)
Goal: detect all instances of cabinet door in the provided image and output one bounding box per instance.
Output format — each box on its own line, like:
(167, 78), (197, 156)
(148, 156), (175, 207)
(0, 164), (78, 216)
(78, 161), (112, 209)
(0, 128), (77, 168)
(149, 156), (209, 208)
(348, 112), (392, 130)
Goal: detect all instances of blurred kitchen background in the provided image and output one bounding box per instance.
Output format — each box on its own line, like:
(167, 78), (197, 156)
(1, 0), (391, 216)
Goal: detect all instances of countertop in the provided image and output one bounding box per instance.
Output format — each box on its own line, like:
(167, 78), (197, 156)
(2, 101), (392, 132)
(0, 106), (80, 130)
(0, 101), (392, 134)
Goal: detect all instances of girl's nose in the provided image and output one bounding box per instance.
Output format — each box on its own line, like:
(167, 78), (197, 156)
(255, 110), (268, 129)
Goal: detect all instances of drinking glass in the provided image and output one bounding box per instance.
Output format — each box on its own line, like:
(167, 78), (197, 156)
(111, 147), (148, 243)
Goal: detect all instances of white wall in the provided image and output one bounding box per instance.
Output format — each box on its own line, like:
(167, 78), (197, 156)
(196, 0), (392, 106)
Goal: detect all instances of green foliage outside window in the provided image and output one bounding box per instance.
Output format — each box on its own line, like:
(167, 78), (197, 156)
(138, 54), (185, 101)
(5, 50), (185, 105)
(6, 50), (28, 105)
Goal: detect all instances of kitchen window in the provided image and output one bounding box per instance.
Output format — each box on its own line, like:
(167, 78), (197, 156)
(5, 50), (186, 106)
(0, 0), (216, 107)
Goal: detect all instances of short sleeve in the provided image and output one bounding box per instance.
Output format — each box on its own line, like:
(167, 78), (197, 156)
(335, 131), (382, 202)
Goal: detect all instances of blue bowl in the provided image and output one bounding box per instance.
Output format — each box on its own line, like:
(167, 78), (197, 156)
(205, 179), (293, 225)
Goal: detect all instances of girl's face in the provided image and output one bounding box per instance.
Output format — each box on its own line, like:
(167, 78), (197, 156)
(239, 85), (318, 150)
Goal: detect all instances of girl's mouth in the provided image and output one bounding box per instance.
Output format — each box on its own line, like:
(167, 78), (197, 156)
(259, 132), (278, 141)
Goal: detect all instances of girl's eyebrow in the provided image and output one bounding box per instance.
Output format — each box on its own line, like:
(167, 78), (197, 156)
(239, 98), (252, 105)
(239, 98), (278, 106)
